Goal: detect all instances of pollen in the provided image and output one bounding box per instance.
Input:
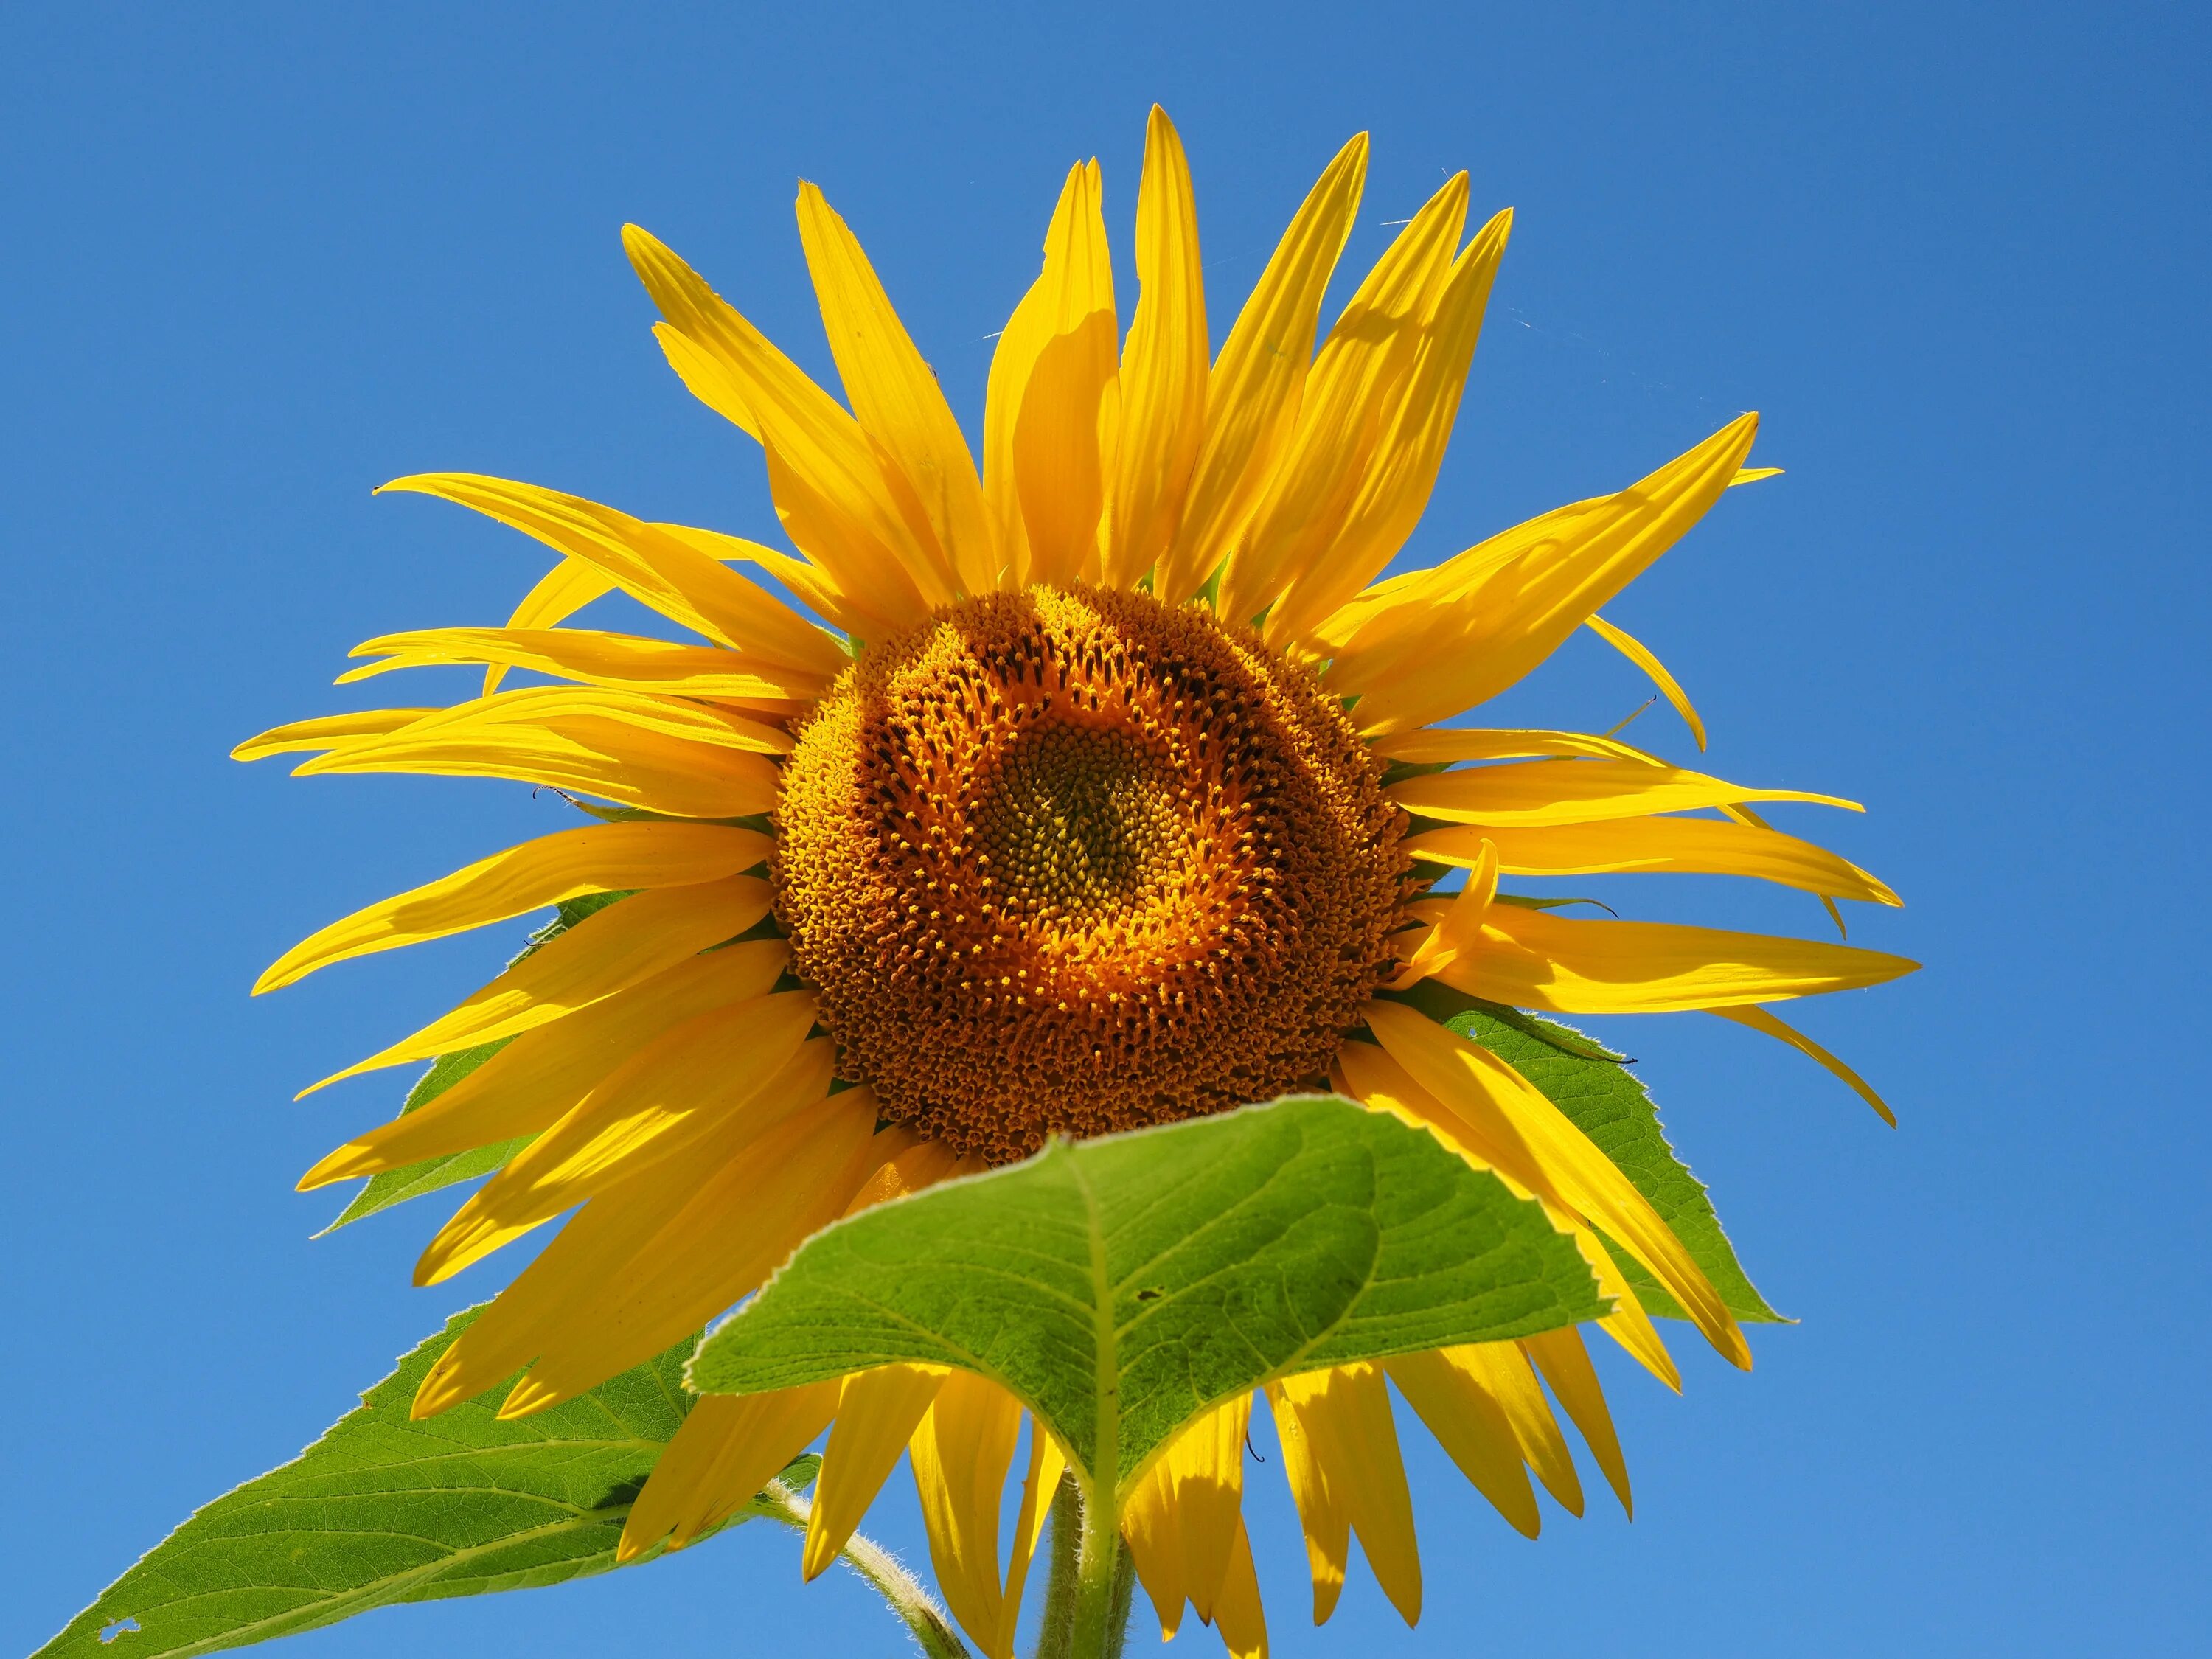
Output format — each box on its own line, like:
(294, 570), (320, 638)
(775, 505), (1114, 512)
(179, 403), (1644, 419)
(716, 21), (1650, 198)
(773, 584), (1410, 1162)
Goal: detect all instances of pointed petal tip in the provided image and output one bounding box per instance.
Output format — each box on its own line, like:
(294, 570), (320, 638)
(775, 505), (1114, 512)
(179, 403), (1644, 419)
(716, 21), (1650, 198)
(1721, 1327), (1754, 1371)
(410, 1366), (462, 1420)
(498, 1378), (559, 1419)
(294, 1149), (361, 1192)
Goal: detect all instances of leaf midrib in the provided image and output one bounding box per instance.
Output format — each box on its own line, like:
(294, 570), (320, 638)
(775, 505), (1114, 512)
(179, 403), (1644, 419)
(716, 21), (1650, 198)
(1072, 1147), (1118, 1503)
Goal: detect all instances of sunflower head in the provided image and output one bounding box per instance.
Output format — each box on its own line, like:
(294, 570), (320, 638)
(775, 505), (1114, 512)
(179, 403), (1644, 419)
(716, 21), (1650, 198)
(239, 104), (1918, 1659)
(775, 582), (1411, 1161)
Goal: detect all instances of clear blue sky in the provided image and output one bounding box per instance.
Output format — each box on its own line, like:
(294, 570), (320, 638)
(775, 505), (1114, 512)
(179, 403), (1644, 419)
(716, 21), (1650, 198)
(5, 4), (2205, 1655)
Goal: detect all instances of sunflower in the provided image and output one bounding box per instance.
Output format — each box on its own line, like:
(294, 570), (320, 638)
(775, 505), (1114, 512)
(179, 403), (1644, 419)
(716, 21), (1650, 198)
(241, 108), (1916, 1658)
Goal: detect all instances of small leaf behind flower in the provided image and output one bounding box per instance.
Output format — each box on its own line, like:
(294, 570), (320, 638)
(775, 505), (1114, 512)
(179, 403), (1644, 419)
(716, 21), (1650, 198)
(690, 1093), (1606, 1489)
(32, 1312), (811, 1659)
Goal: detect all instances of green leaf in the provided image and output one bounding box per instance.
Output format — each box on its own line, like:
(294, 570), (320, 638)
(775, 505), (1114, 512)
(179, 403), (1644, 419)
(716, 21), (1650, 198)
(316, 1043), (528, 1234)
(691, 1093), (1605, 1490)
(1391, 981), (1783, 1324)
(34, 1312), (815, 1659)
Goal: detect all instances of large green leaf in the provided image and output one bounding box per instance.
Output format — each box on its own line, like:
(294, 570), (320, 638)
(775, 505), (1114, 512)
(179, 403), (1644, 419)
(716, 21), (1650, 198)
(691, 1093), (1606, 1489)
(34, 1312), (814, 1659)
(1391, 981), (1782, 1323)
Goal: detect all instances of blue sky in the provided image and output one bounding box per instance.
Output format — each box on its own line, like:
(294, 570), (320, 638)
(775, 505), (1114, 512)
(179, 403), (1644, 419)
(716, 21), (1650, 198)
(4, 3), (2206, 1655)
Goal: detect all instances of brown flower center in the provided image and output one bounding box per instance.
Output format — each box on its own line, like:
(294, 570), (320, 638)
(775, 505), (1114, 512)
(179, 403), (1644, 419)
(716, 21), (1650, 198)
(772, 584), (1408, 1162)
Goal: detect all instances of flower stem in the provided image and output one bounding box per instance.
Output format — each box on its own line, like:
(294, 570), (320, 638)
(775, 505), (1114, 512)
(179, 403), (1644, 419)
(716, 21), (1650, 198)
(1036, 1475), (1083, 1658)
(754, 1478), (971, 1658)
(1034, 1472), (1131, 1659)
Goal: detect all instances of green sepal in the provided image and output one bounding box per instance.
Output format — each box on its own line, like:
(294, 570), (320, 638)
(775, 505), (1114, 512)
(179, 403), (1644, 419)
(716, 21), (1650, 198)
(1385, 979), (1784, 1324)
(32, 1312), (815, 1659)
(691, 1093), (1607, 1489)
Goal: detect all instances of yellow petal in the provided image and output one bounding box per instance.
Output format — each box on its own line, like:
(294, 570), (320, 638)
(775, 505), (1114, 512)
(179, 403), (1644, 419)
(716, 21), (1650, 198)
(982, 167), (1085, 588)
(1329, 414), (1759, 733)
(910, 1371), (1025, 1657)
(412, 1012), (827, 1286)
(795, 182), (995, 597)
(622, 225), (949, 622)
(292, 686), (784, 819)
(1384, 1346), (1540, 1537)
(1573, 1218), (1682, 1391)
(1009, 161), (1119, 588)
(1731, 465), (1783, 487)
(652, 320), (762, 441)
(1129, 1393), (1252, 1625)
(655, 520), (866, 640)
(838, 1130), (963, 1217)
(1387, 836), (1497, 990)
(1439, 1342), (1582, 1514)
(1371, 726), (1667, 765)
(1390, 756), (1858, 827)
(380, 473), (846, 675)
(1273, 1365), (1421, 1627)
(1264, 1380), (1349, 1624)
(1216, 173), (1469, 625)
(323, 685), (790, 755)
(1266, 204), (1513, 647)
(997, 1422), (1066, 1657)
(1211, 1519), (1268, 1658)
(1404, 816), (1901, 906)
(1707, 1004), (1897, 1125)
(1584, 613), (1708, 750)
(1518, 1326), (1633, 1516)
(232, 707), (437, 762)
(1154, 133), (1369, 606)
(477, 1089), (877, 1419)
(1104, 106), (1208, 591)
(257, 821), (769, 993)
(618, 1381), (839, 1562)
(297, 939), (789, 1186)
(341, 625), (827, 706)
(804, 1363), (950, 1578)
(299, 875), (772, 1094)
(479, 558), (618, 695)
(1121, 1458), (1189, 1640)
(1359, 1000), (1747, 1366)
(1432, 904), (1919, 1014)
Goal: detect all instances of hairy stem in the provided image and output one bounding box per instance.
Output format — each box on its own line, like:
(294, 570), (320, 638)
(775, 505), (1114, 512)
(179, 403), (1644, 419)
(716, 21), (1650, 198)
(1034, 1475), (1131, 1659)
(1036, 1475), (1084, 1658)
(755, 1479), (970, 1659)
